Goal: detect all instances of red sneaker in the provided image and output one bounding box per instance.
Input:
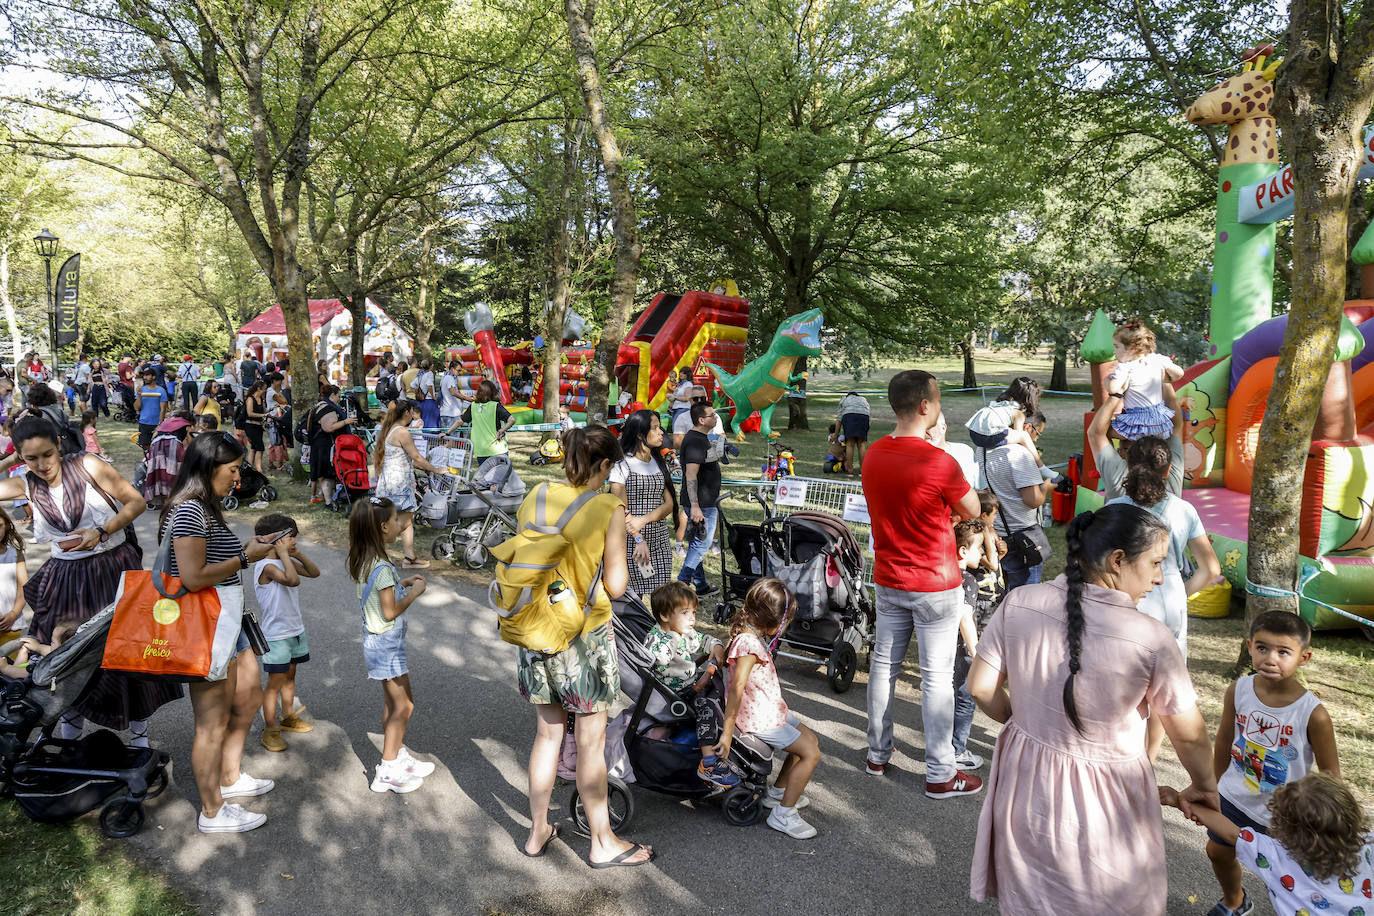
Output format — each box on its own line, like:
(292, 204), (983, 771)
(864, 755), (886, 777)
(925, 770), (983, 799)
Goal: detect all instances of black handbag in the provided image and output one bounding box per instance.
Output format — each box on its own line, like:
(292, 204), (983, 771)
(982, 450), (1053, 568)
(241, 609), (269, 657)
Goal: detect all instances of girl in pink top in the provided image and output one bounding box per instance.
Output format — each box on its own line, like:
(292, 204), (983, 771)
(966, 504), (1219, 915)
(80, 410), (105, 457)
(711, 578), (822, 839)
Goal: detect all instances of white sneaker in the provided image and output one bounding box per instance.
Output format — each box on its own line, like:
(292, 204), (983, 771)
(221, 772), (275, 799)
(249, 500), (269, 509)
(766, 805), (817, 839)
(371, 760), (423, 793)
(397, 747), (435, 777)
(954, 750), (985, 770)
(762, 788), (810, 809)
(198, 802), (266, 833)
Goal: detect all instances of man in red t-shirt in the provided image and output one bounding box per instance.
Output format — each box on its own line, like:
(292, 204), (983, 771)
(861, 369), (982, 799)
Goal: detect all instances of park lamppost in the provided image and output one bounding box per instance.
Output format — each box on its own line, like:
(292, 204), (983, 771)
(33, 228), (58, 363)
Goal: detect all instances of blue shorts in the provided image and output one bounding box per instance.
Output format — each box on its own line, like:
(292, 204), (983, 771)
(262, 633), (310, 673)
(1207, 794), (1269, 847)
(750, 711), (802, 754)
(363, 617), (408, 681)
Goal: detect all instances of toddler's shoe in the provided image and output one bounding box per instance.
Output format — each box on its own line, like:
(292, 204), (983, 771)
(370, 759), (423, 794)
(925, 770), (983, 799)
(762, 786), (809, 809)
(954, 749), (984, 770)
(864, 755), (886, 776)
(766, 805), (817, 839)
(197, 802), (266, 834)
(1206, 893), (1254, 916)
(260, 727), (287, 752)
(221, 772), (275, 799)
(397, 746), (435, 777)
(278, 713), (314, 733)
(696, 755), (739, 788)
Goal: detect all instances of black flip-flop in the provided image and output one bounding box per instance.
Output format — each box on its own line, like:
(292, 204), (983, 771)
(588, 844), (656, 869)
(520, 825), (560, 858)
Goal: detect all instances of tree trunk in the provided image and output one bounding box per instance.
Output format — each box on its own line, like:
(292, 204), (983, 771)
(787, 355), (809, 430)
(346, 293), (367, 388)
(1254, 2), (1374, 623)
(566, 0), (641, 424)
(543, 119), (584, 423)
(1050, 341), (1069, 392)
(414, 272), (433, 360)
(959, 334), (977, 389)
(0, 240), (23, 364)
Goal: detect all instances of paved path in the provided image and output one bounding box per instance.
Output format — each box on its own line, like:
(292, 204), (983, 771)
(103, 514), (1270, 915)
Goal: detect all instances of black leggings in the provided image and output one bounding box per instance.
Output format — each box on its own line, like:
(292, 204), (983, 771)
(90, 385), (109, 417)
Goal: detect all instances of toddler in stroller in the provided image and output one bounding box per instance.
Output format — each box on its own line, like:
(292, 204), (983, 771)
(222, 459), (279, 511)
(588, 589), (775, 833)
(0, 608), (169, 837)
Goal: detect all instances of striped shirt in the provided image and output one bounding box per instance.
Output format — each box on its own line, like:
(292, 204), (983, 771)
(161, 499), (243, 586)
(981, 444), (1043, 534)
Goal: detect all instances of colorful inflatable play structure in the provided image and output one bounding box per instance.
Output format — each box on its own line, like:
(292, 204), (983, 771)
(615, 282), (751, 408)
(1078, 45), (1374, 633)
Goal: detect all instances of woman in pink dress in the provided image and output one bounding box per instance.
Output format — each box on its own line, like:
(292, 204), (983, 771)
(967, 503), (1218, 915)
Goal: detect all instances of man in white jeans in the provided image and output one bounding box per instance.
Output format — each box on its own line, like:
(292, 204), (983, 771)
(861, 369), (983, 799)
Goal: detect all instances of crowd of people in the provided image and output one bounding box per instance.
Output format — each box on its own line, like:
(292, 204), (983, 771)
(0, 318), (1369, 913)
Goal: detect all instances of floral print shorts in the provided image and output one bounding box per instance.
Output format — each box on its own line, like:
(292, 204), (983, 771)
(517, 623), (620, 714)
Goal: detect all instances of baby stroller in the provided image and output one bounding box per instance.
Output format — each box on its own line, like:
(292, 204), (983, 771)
(716, 510), (873, 693)
(0, 608), (170, 838)
(222, 460), (278, 510)
(112, 383), (138, 423)
(566, 592), (776, 834)
(327, 432), (372, 512)
(423, 455), (525, 568)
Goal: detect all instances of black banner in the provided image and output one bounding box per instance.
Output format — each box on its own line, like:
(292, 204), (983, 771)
(53, 253), (79, 348)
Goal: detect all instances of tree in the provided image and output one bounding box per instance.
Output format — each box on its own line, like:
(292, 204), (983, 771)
(1248, 3), (1374, 618)
(0, 118), (69, 363)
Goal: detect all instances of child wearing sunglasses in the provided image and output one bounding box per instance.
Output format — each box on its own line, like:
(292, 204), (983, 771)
(709, 577), (822, 839)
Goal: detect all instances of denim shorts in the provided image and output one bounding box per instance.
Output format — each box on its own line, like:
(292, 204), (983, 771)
(363, 618), (408, 681)
(750, 711), (802, 753)
(1207, 794), (1269, 847)
(262, 633), (310, 673)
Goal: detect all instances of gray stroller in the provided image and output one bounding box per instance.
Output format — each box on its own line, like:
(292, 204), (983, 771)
(423, 453), (525, 568)
(0, 606), (170, 837)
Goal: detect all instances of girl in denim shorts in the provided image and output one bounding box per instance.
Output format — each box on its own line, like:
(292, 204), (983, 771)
(347, 497), (436, 794)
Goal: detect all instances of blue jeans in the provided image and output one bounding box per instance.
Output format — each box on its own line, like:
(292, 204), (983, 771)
(677, 506), (718, 589)
(1001, 548), (1042, 591)
(867, 584), (962, 783)
(952, 650), (974, 755)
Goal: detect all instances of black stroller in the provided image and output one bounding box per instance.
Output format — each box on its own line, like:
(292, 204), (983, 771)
(715, 510), (873, 693)
(222, 460), (278, 510)
(1, 606), (170, 837)
(566, 592), (776, 834)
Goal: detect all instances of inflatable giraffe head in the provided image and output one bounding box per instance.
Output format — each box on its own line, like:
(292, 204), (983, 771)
(1185, 45), (1282, 167)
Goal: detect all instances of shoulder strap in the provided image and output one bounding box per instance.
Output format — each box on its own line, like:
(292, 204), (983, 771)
(152, 510), (190, 599)
(359, 560), (395, 610)
(68, 454), (119, 515)
(980, 449), (1013, 537)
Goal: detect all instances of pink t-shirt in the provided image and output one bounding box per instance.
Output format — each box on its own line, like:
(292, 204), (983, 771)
(728, 631), (788, 734)
(83, 426), (103, 456)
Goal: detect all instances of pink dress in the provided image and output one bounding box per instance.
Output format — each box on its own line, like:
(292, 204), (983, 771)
(970, 576), (1197, 915)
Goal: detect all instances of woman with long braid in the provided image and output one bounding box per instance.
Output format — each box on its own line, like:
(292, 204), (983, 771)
(966, 504), (1218, 914)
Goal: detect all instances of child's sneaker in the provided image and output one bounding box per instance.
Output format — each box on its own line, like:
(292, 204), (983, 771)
(766, 805), (817, 839)
(1206, 893), (1254, 916)
(762, 786), (809, 809)
(198, 802), (266, 833)
(397, 747), (435, 778)
(954, 749), (984, 770)
(278, 713), (314, 733)
(260, 727), (287, 752)
(697, 755), (739, 788)
(925, 770), (983, 799)
(864, 755), (886, 776)
(371, 760), (423, 793)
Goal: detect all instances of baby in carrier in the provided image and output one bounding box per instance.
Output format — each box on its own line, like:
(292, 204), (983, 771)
(644, 582), (736, 788)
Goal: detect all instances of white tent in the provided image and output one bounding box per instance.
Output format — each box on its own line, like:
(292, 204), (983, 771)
(235, 298), (413, 385)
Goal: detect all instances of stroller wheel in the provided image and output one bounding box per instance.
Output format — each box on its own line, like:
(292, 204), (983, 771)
(827, 641), (858, 694)
(463, 543), (489, 569)
(222, 495), (239, 511)
(713, 602), (731, 625)
(99, 798), (146, 838)
(262, 485), (279, 502)
(431, 535), (455, 562)
(721, 786), (766, 827)
(569, 775), (634, 836)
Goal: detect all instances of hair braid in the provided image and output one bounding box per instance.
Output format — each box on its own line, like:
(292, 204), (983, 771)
(1062, 510), (1093, 734)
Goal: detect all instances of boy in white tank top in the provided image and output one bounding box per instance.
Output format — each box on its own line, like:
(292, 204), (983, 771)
(253, 514), (321, 752)
(1205, 611), (1342, 916)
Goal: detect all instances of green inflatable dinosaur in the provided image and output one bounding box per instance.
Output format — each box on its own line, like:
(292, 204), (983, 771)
(704, 308), (823, 438)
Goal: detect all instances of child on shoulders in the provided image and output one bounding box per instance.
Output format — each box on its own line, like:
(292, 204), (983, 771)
(253, 514), (320, 753)
(711, 578), (822, 839)
(644, 582), (733, 787)
(1108, 318), (1185, 441)
(1162, 772), (1369, 916)
(1202, 611), (1341, 916)
(965, 377), (1041, 458)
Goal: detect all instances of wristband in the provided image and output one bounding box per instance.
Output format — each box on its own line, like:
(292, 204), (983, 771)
(239, 552), (249, 569)
(634, 535), (644, 543)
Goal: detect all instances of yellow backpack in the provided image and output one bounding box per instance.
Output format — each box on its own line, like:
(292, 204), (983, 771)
(488, 483), (613, 655)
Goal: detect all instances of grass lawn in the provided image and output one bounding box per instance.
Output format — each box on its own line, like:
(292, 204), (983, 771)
(4, 347), (1369, 910)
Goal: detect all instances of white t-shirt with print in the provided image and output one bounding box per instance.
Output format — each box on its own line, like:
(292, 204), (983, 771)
(1235, 828), (1373, 916)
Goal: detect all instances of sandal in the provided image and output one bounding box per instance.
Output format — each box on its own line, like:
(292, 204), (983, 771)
(589, 844), (656, 869)
(520, 824), (560, 858)
(402, 557), (430, 569)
